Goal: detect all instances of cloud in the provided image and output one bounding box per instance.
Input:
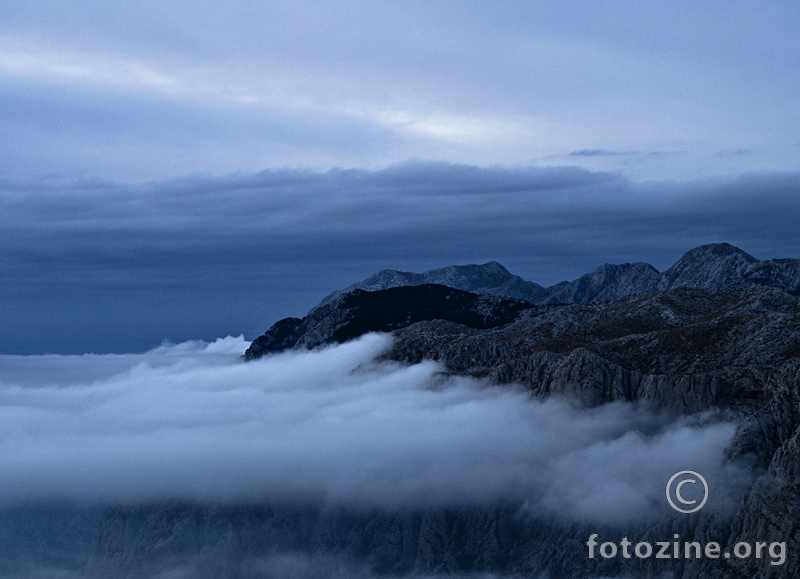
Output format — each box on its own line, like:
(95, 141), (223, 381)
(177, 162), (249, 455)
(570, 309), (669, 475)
(1, 3), (799, 180)
(713, 149), (751, 158)
(1, 164), (799, 354)
(0, 333), (748, 524)
(568, 149), (621, 157)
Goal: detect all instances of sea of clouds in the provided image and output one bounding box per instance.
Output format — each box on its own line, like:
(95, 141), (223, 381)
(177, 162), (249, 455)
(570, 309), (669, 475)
(0, 333), (748, 524)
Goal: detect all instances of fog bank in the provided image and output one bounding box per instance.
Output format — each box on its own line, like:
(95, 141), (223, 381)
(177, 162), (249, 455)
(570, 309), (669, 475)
(0, 334), (747, 523)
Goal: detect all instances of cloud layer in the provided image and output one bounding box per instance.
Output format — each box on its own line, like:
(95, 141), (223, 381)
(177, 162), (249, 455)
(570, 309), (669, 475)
(1, 2), (799, 181)
(1, 164), (799, 354)
(0, 333), (747, 524)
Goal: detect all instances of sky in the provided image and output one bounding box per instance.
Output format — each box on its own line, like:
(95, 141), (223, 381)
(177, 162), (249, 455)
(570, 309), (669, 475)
(0, 1), (799, 353)
(1, 1), (798, 181)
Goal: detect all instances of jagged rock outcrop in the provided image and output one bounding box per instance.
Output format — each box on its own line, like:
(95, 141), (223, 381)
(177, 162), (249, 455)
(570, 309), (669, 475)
(696, 360), (800, 579)
(86, 503), (546, 578)
(384, 286), (800, 413)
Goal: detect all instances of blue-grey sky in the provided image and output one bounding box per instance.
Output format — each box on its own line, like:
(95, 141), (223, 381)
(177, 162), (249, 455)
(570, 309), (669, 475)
(1, 1), (798, 181)
(1, 2), (799, 353)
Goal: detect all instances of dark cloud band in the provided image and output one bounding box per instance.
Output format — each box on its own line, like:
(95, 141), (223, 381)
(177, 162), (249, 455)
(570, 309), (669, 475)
(1, 164), (798, 353)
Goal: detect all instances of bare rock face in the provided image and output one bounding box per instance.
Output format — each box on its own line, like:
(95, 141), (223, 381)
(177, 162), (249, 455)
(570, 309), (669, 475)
(692, 361), (800, 579)
(658, 243), (759, 291)
(745, 260), (800, 295)
(544, 262), (661, 304)
(387, 285), (800, 413)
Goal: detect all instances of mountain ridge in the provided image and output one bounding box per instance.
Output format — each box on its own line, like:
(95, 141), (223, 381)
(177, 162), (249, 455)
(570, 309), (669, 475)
(313, 243), (800, 312)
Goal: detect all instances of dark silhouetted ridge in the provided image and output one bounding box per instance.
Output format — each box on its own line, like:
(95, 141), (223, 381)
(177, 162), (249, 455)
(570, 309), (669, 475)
(244, 284), (533, 360)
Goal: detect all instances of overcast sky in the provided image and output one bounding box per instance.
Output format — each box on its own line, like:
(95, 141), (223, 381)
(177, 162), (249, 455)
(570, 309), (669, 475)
(1, 1), (798, 181)
(1, 1), (799, 353)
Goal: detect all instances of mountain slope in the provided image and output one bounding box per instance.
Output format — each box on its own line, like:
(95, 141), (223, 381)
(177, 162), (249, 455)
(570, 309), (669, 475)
(658, 243), (760, 291)
(244, 284), (534, 360)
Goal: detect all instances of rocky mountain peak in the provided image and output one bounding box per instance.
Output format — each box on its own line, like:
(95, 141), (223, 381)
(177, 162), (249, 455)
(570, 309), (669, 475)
(659, 242), (759, 291)
(312, 260), (547, 312)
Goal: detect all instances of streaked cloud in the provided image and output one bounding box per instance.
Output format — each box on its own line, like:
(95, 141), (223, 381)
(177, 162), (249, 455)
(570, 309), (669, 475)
(0, 40), (177, 92)
(0, 2), (798, 180)
(569, 149), (621, 157)
(0, 36), (552, 168)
